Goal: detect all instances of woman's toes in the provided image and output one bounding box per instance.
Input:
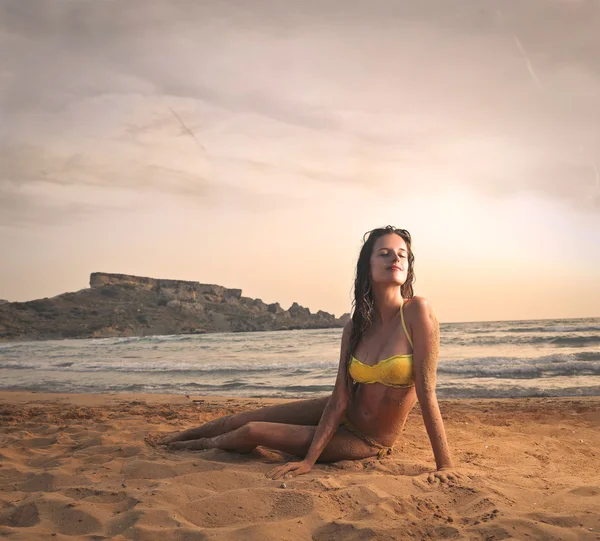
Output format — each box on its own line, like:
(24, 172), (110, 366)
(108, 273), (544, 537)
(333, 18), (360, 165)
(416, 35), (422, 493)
(145, 433), (174, 447)
(168, 441), (189, 450)
(160, 434), (180, 445)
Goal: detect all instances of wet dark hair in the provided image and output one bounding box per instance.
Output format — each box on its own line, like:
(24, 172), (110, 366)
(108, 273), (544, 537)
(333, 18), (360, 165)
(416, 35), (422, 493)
(346, 226), (415, 392)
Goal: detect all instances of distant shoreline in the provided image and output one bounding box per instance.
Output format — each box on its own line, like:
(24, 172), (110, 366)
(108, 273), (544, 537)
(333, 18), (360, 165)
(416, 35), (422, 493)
(3, 314), (598, 343)
(0, 324), (345, 343)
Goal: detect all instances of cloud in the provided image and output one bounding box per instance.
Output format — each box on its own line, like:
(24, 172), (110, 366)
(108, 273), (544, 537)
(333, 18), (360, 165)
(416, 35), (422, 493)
(0, 180), (122, 228)
(1, 0), (600, 221)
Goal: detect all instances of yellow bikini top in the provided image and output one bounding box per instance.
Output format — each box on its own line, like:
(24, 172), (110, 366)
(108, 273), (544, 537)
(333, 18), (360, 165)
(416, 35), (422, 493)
(348, 301), (414, 388)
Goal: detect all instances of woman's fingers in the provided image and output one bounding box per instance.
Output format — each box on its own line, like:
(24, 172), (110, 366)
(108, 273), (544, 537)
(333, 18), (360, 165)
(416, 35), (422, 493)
(267, 461), (313, 480)
(284, 465), (308, 479)
(274, 466), (298, 480)
(266, 466), (282, 479)
(267, 462), (299, 480)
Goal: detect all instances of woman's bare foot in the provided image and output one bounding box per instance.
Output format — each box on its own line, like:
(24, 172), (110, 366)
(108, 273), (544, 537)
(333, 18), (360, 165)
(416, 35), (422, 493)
(169, 438), (211, 451)
(144, 432), (181, 447)
(168, 435), (256, 454)
(159, 431), (186, 445)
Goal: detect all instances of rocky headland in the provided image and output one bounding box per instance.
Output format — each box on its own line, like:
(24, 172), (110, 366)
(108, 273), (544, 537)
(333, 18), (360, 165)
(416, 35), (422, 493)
(0, 273), (350, 341)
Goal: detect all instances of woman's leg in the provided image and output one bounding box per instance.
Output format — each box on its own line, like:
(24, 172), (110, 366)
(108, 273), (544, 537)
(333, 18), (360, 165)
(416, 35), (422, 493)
(169, 421), (380, 462)
(163, 396), (331, 444)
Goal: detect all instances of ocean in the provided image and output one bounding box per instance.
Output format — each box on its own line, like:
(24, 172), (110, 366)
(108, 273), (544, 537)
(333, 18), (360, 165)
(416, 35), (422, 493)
(1, 317), (599, 399)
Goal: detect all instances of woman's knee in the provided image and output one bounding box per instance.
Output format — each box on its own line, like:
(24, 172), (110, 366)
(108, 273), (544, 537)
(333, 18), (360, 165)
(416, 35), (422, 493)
(242, 421), (263, 440)
(221, 410), (262, 431)
(216, 413), (251, 433)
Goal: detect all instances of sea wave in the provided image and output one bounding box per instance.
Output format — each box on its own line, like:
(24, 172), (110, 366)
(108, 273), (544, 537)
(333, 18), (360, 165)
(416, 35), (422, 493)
(0, 359), (339, 373)
(2, 379), (599, 400)
(442, 333), (600, 347)
(438, 362), (600, 379)
(503, 325), (600, 333)
(92, 335), (200, 345)
(1, 317), (598, 399)
(548, 335), (600, 347)
(1, 350), (598, 376)
(435, 384), (600, 399)
(437, 351), (600, 379)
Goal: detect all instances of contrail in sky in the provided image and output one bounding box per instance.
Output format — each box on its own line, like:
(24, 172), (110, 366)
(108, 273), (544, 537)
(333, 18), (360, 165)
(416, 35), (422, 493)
(512, 35), (542, 88)
(168, 107), (207, 154)
(496, 7), (542, 87)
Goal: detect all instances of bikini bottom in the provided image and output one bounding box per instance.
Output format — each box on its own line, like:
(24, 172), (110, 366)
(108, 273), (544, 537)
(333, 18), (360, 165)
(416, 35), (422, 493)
(339, 415), (393, 459)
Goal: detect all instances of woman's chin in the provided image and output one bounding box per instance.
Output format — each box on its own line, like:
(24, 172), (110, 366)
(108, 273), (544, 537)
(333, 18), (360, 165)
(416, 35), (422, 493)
(373, 278), (405, 287)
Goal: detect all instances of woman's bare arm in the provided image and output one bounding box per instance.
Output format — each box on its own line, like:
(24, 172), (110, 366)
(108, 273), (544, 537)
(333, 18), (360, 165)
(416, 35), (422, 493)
(268, 321), (352, 479)
(411, 297), (454, 471)
(303, 321), (352, 465)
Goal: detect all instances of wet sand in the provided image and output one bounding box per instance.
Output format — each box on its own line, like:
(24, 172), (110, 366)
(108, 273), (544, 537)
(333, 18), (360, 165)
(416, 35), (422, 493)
(0, 391), (599, 540)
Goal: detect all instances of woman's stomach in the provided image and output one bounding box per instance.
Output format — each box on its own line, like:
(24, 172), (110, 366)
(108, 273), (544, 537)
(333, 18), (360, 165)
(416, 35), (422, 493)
(346, 384), (417, 446)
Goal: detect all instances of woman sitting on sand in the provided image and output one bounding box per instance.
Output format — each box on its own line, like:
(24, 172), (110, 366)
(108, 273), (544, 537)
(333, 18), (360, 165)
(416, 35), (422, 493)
(163, 226), (460, 483)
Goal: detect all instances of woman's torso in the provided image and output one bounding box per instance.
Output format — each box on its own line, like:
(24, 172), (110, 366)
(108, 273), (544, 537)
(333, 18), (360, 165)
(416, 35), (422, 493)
(345, 298), (419, 447)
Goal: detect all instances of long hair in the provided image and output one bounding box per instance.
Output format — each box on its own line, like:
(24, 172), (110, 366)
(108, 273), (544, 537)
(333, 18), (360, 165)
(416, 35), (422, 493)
(345, 226), (415, 393)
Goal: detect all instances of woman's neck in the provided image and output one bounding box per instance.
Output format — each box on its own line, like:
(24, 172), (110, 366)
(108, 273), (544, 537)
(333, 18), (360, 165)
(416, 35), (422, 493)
(371, 285), (403, 325)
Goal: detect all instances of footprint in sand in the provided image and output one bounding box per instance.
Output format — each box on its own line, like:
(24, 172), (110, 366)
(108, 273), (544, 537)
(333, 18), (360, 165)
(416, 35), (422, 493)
(27, 454), (66, 469)
(18, 437), (58, 449)
(18, 472), (94, 493)
(121, 460), (179, 480)
(49, 502), (102, 536)
(62, 487), (139, 512)
(313, 522), (378, 541)
(18, 472), (55, 493)
(178, 488), (314, 528)
(106, 509), (144, 536)
(569, 485), (599, 497)
(0, 502), (40, 528)
(75, 444), (144, 458)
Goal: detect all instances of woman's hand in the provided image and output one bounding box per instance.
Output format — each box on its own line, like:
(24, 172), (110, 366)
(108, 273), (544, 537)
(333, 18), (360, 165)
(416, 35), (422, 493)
(427, 467), (463, 484)
(267, 460), (314, 480)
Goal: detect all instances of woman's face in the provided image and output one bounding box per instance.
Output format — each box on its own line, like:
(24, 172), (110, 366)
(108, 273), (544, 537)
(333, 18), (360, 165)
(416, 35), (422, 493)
(369, 233), (409, 286)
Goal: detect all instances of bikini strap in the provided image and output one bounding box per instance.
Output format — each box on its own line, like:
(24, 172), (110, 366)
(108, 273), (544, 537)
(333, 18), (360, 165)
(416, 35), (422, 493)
(400, 300), (414, 350)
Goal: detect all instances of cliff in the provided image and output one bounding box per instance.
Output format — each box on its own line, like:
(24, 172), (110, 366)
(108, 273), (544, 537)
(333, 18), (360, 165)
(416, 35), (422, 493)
(0, 273), (350, 341)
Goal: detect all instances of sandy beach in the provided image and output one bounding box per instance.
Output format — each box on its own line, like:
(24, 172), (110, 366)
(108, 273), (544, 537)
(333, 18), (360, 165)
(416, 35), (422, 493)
(0, 392), (599, 540)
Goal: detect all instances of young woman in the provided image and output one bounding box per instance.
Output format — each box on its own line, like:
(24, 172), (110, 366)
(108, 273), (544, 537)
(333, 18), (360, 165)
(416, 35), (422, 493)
(162, 226), (460, 483)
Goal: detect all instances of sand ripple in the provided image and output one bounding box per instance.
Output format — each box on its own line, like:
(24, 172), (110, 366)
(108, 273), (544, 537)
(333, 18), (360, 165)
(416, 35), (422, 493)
(0, 393), (599, 540)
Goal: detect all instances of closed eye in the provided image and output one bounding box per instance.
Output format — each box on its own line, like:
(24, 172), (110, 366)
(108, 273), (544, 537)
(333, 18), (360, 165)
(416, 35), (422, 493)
(378, 249), (407, 258)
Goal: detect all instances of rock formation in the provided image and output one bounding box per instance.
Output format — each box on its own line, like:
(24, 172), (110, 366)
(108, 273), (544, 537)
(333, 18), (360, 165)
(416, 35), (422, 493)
(0, 273), (350, 341)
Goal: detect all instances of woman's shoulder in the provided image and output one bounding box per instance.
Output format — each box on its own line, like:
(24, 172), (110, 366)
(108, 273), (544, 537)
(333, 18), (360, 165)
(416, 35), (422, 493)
(404, 295), (431, 311)
(404, 296), (438, 324)
(342, 318), (353, 333)
(341, 319), (353, 343)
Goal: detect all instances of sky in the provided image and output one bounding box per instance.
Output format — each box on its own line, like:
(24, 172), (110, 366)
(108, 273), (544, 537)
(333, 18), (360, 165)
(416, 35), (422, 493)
(0, 0), (599, 323)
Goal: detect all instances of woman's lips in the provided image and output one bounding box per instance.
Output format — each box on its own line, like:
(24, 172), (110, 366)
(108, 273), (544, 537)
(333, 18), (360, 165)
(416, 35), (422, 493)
(390, 266), (402, 271)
